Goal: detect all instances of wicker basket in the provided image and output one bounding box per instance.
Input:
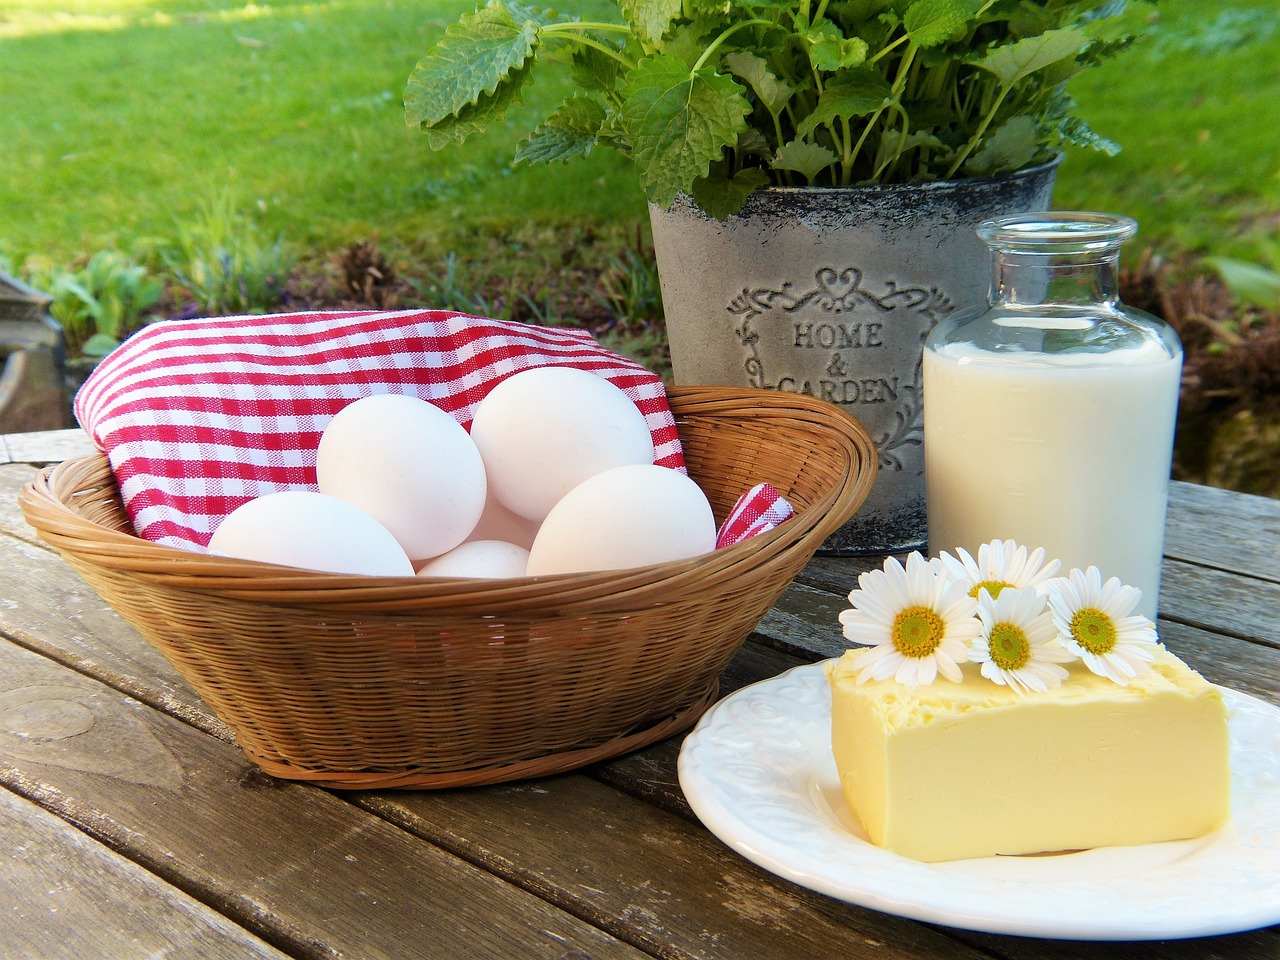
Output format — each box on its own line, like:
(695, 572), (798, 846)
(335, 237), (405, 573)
(20, 386), (877, 789)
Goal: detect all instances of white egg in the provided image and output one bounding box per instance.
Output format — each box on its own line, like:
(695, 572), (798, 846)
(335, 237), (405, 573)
(316, 393), (486, 562)
(416, 540), (530, 579)
(526, 464), (716, 576)
(469, 366), (655, 522)
(465, 492), (541, 550)
(208, 491), (414, 576)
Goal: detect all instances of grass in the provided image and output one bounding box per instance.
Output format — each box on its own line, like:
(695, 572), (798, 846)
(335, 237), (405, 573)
(0, 0), (646, 266)
(1, 0), (1277, 271)
(1053, 0), (1280, 260)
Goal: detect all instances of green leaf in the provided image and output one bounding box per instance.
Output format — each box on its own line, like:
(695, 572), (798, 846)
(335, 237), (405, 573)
(621, 55), (751, 208)
(570, 42), (623, 93)
(690, 167), (771, 219)
(620, 0), (682, 48)
(1053, 114), (1120, 156)
(404, 0), (541, 130)
(960, 114), (1039, 176)
(735, 127), (772, 159)
(82, 333), (122, 358)
(794, 72), (892, 139)
(771, 139), (839, 181)
(872, 127), (943, 171)
(515, 96), (608, 163)
(971, 27), (1089, 88)
(809, 33), (870, 71)
(422, 66), (534, 148)
(903, 0), (982, 49)
(724, 51), (795, 116)
(1204, 257), (1280, 310)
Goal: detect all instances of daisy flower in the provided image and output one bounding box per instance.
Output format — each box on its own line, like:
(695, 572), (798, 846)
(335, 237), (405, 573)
(1045, 566), (1159, 685)
(970, 587), (1075, 695)
(838, 552), (981, 686)
(933, 538), (1062, 601)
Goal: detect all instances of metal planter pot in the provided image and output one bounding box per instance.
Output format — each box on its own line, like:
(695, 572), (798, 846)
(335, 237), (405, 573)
(649, 157), (1060, 554)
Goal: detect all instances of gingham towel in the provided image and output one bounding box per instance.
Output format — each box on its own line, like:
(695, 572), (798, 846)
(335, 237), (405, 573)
(715, 483), (795, 549)
(75, 309), (686, 552)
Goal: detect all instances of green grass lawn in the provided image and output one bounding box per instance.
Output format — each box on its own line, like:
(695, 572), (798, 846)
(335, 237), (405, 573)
(0, 0), (647, 267)
(1052, 0), (1280, 259)
(1, 0), (1277, 270)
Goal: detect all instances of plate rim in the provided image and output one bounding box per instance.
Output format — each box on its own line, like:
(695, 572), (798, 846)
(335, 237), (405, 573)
(677, 658), (1280, 941)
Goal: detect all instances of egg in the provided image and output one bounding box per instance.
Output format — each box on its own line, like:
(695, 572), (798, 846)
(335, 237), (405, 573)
(469, 366), (655, 522)
(316, 393), (486, 562)
(416, 540), (530, 579)
(208, 491), (414, 576)
(465, 492), (541, 550)
(525, 464), (716, 576)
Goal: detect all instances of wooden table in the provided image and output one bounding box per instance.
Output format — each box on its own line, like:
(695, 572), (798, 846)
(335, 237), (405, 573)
(3, 428), (1277, 960)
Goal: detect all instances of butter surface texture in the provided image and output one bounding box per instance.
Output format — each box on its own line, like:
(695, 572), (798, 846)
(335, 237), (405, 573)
(826, 646), (1230, 862)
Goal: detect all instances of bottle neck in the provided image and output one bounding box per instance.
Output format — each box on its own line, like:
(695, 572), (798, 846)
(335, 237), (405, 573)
(991, 249), (1123, 309)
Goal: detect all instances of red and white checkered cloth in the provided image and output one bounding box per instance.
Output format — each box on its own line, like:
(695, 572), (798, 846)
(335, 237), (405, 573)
(714, 483), (795, 549)
(76, 309), (687, 551)
(77, 308), (794, 556)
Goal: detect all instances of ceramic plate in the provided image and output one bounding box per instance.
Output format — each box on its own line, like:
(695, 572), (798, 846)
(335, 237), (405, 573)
(678, 660), (1280, 940)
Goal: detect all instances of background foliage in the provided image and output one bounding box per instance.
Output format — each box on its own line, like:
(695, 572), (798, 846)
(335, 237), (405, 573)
(1, 0), (1277, 494)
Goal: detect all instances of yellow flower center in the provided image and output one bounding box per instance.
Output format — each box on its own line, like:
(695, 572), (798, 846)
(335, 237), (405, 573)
(892, 605), (945, 658)
(970, 579), (1015, 600)
(988, 622), (1030, 670)
(1070, 607), (1117, 654)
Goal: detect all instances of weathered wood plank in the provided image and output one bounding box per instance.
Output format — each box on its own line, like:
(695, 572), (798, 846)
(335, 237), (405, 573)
(0, 461), (48, 549)
(592, 640), (810, 820)
(360, 775), (989, 960)
(0, 532), (983, 960)
(1159, 561), (1280, 646)
(944, 923), (1278, 960)
(0, 517), (226, 739)
(1156, 620), (1280, 705)
(0, 785), (289, 960)
(0, 640), (651, 960)
(5, 454), (1277, 959)
(1166, 480), (1280, 582)
(0, 427), (93, 465)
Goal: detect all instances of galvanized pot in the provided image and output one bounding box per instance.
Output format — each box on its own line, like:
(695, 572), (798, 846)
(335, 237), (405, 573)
(649, 157), (1060, 554)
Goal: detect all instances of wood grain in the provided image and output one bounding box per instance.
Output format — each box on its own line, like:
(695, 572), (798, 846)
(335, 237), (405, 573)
(0, 641), (651, 960)
(360, 775), (987, 960)
(3, 443), (1277, 958)
(0, 428), (93, 466)
(0, 786), (289, 960)
(1165, 481), (1280, 582)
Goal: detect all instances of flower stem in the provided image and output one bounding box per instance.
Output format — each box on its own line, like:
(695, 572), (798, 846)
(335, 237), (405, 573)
(945, 83), (1010, 179)
(540, 22), (637, 70)
(692, 19), (774, 72)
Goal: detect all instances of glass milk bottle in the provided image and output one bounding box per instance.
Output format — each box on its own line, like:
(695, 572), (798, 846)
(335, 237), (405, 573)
(923, 213), (1182, 620)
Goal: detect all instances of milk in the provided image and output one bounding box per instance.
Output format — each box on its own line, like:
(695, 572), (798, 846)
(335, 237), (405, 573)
(924, 341), (1182, 620)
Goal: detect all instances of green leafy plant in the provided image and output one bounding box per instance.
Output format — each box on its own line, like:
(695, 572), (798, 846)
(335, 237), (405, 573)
(405, 0), (1158, 216)
(161, 191), (294, 316)
(1205, 242), (1280, 312)
(27, 250), (164, 359)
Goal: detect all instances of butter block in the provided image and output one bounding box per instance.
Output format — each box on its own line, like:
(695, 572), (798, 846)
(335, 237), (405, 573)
(827, 646), (1230, 862)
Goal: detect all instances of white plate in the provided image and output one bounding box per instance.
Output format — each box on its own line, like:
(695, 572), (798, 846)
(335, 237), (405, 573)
(678, 660), (1280, 941)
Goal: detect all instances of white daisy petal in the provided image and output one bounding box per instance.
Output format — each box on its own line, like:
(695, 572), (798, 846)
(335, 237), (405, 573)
(837, 551), (984, 688)
(1047, 566), (1161, 685)
(934, 650), (964, 683)
(869, 650), (905, 682)
(970, 586), (1074, 695)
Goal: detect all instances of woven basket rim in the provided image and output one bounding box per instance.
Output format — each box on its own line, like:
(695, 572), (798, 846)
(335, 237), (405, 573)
(20, 385), (878, 614)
